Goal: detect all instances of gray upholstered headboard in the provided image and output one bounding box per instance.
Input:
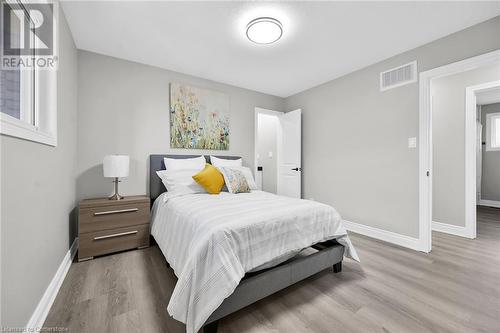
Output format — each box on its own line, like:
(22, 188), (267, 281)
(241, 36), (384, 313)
(149, 154), (242, 202)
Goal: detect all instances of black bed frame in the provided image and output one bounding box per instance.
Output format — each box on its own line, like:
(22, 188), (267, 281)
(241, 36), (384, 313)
(149, 154), (344, 333)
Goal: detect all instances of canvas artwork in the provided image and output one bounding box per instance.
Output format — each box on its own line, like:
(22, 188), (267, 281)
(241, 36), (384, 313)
(170, 83), (230, 150)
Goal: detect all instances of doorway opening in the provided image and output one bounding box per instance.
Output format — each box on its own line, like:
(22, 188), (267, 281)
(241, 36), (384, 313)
(254, 107), (302, 198)
(419, 50), (500, 252)
(255, 108), (281, 194)
(476, 86), (500, 210)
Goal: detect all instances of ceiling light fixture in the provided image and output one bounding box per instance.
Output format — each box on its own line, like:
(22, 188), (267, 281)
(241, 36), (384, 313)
(246, 17), (283, 45)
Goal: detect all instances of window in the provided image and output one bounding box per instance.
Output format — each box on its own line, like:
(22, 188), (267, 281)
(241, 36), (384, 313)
(0, 1), (57, 146)
(486, 112), (500, 151)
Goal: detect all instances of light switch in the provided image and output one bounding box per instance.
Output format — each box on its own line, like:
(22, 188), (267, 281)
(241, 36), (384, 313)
(408, 137), (417, 148)
(268, 151), (273, 158)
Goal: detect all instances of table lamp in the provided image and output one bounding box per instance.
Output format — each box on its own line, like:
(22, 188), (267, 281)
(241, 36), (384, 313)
(103, 155), (129, 200)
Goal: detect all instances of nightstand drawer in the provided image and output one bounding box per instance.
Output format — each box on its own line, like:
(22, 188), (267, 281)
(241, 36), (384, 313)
(79, 202), (150, 233)
(79, 224), (149, 259)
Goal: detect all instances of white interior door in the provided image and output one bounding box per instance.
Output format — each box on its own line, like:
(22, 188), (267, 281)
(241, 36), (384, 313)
(278, 109), (302, 198)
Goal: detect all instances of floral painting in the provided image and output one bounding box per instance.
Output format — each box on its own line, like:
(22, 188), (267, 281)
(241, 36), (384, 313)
(170, 83), (230, 150)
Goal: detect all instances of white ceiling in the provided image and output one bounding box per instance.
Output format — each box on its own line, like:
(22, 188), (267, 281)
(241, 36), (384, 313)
(61, 1), (500, 97)
(477, 87), (500, 105)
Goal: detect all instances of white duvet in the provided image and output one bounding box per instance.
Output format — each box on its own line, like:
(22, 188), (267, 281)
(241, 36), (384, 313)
(151, 190), (359, 333)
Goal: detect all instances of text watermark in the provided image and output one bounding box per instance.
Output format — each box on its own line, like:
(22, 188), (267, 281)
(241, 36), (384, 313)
(1, 0), (58, 70)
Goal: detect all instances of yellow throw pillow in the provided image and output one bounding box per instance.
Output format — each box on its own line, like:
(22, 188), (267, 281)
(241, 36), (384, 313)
(192, 164), (225, 194)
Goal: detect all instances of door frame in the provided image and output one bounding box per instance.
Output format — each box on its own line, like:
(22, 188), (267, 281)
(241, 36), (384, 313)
(254, 107), (284, 191)
(467, 80), (500, 214)
(419, 49), (500, 252)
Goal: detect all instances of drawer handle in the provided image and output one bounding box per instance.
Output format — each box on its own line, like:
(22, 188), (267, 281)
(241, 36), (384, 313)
(94, 230), (138, 240)
(94, 208), (139, 216)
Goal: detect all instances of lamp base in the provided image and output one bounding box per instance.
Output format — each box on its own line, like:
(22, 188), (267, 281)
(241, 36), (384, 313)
(108, 177), (124, 200)
(108, 193), (124, 200)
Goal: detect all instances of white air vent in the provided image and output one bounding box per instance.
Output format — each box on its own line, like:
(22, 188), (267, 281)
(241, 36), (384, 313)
(380, 61), (417, 91)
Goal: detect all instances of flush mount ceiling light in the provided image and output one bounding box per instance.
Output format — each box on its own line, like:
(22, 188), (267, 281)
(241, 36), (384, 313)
(246, 17), (283, 44)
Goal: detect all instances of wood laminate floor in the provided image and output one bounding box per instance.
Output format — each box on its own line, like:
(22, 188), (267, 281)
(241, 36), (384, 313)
(44, 206), (500, 333)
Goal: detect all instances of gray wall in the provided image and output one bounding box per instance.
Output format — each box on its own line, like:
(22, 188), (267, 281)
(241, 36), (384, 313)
(77, 51), (284, 200)
(285, 17), (500, 238)
(481, 103), (500, 202)
(257, 113), (279, 193)
(432, 65), (500, 226)
(0, 9), (78, 327)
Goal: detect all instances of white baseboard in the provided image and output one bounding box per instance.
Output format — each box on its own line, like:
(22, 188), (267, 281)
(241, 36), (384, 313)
(26, 238), (78, 330)
(432, 221), (473, 238)
(478, 199), (500, 209)
(343, 220), (425, 252)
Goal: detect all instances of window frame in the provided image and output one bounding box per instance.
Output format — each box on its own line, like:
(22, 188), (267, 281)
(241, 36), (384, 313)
(486, 112), (500, 152)
(0, 1), (57, 146)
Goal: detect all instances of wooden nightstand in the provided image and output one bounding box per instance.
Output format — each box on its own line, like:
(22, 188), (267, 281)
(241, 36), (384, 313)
(78, 195), (150, 262)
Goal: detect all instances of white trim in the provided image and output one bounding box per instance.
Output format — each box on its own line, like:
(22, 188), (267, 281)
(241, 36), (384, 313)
(479, 199), (500, 208)
(432, 221), (473, 238)
(343, 220), (426, 252)
(464, 86), (478, 240)
(0, 113), (57, 146)
(26, 238), (78, 330)
(419, 50), (500, 251)
(419, 70), (433, 253)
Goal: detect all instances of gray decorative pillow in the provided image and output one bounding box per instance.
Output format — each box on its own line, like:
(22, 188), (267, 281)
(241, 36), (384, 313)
(219, 167), (250, 194)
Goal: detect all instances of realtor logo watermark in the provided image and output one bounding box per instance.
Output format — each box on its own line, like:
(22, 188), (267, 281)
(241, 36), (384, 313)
(1, 0), (58, 70)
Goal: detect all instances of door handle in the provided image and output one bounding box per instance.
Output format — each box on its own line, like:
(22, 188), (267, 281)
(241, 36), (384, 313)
(291, 167), (302, 171)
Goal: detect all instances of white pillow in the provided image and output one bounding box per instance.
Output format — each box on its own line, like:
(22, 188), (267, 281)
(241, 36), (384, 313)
(156, 169), (206, 195)
(223, 166), (257, 190)
(164, 156), (205, 171)
(210, 156), (242, 168)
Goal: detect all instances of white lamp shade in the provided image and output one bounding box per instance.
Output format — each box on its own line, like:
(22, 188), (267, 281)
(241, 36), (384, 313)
(103, 155), (130, 178)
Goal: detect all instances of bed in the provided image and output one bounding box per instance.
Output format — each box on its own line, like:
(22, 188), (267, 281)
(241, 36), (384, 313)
(149, 154), (359, 333)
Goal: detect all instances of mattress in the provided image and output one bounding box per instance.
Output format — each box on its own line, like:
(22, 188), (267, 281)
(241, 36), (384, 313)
(150, 190), (359, 333)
